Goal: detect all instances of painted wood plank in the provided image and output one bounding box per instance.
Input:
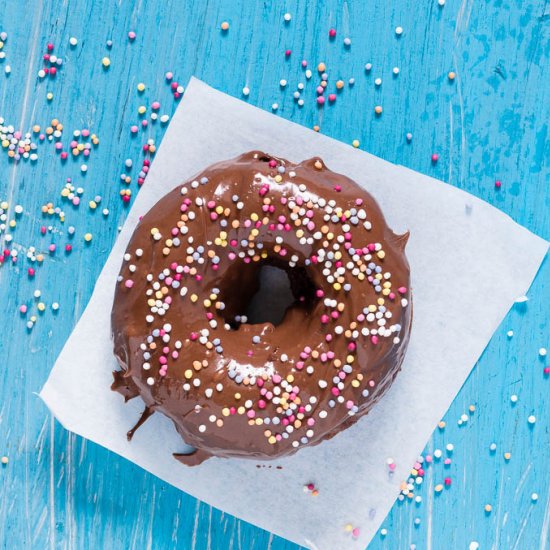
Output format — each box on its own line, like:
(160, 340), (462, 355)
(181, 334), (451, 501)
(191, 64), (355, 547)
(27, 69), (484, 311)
(0, 0), (548, 549)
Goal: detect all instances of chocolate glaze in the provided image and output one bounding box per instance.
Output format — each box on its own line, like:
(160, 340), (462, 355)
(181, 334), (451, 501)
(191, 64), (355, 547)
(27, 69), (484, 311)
(111, 151), (412, 465)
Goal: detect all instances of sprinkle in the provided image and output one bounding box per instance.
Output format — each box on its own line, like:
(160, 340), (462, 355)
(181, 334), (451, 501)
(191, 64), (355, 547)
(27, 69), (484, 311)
(284, 13), (291, 22)
(84, 233), (93, 242)
(495, 180), (502, 189)
(365, 63), (372, 72)
(1, 456), (8, 465)
(539, 347), (547, 357)
(507, 330), (514, 338)
(434, 484), (443, 493)
(69, 37), (78, 46)
(531, 493), (538, 502)
(380, 529), (388, 537)
(484, 504), (492, 513)
(395, 26), (403, 36)
(504, 452), (511, 461)
(431, 153), (439, 163)
(527, 415), (536, 425)
(374, 105), (383, 115)
(242, 86), (250, 96)
(220, 21), (230, 31)
(344, 37), (351, 47)
(515, 295), (528, 303)
(101, 57), (111, 68)
(352, 140), (360, 148)
(510, 394), (518, 403)
(328, 28), (336, 38)
(128, 31), (136, 41)
(448, 71), (456, 81)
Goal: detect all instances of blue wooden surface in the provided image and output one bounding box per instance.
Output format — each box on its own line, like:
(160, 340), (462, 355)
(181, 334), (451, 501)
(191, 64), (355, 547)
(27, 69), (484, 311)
(0, 0), (548, 548)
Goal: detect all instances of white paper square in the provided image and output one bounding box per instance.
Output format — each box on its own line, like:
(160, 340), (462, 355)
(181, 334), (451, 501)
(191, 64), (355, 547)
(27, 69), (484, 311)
(40, 78), (548, 550)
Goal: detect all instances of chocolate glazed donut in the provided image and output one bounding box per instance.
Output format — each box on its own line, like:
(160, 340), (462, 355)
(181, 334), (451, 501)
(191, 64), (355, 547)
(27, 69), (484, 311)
(111, 151), (412, 466)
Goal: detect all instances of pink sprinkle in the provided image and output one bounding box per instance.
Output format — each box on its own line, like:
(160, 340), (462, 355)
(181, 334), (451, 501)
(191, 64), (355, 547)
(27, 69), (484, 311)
(431, 153), (439, 163)
(247, 410), (256, 418)
(165, 72), (173, 81)
(371, 335), (379, 345)
(285, 49), (291, 57)
(301, 60), (307, 67)
(398, 286), (407, 294)
(28, 268), (35, 277)
(258, 399), (266, 409)
(317, 96), (325, 105)
(328, 93), (336, 102)
(128, 31), (136, 41)
(272, 374), (282, 384)
(444, 477), (452, 486)
(151, 101), (160, 110)
(352, 527), (360, 538)
(19, 305), (27, 314)
(329, 28), (336, 38)
(495, 180), (502, 189)
(124, 279), (134, 289)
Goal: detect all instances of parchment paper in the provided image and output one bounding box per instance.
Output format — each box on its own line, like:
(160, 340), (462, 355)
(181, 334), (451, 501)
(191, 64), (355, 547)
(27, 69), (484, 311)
(40, 78), (549, 549)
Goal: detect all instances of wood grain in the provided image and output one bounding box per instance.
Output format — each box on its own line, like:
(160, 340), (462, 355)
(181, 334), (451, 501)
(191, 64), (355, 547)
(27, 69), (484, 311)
(0, 0), (548, 548)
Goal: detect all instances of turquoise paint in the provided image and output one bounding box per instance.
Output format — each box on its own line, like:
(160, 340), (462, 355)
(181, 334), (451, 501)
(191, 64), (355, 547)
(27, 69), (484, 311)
(0, 0), (548, 548)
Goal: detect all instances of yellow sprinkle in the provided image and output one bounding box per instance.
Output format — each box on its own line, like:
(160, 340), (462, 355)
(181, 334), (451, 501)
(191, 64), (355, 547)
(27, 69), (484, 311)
(184, 369), (193, 379)
(448, 71), (456, 81)
(89, 200), (97, 210)
(221, 21), (230, 31)
(37, 302), (46, 312)
(352, 139), (360, 148)
(435, 484), (443, 493)
(102, 57), (111, 68)
(469, 404), (476, 413)
(438, 421), (446, 429)
(484, 504), (492, 513)
(504, 452), (511, 461)
(374, 105), (383, 115)
(46, 92), (53, 101)
(190, 294), (198, 303)
(84, 233), (92, 242)
(137, 82), (146, 92)
(138, 105), (147, 115)
(317, 62), (326, 73)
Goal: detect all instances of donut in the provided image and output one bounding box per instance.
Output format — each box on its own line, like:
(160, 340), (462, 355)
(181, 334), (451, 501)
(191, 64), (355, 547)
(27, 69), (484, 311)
(111, 151), (412, 466)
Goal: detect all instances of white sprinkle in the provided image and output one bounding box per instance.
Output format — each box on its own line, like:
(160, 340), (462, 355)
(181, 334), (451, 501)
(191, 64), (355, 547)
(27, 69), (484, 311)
(284, 13), (291, 22)
(279, 79), (287, 88)
(438, 0), (446, 6)
(393, 67), (400, 75)
(69, 36), (78, 46)
(531, 493), (538, 502)
(510, 394), (518, 403)
(469, 543), (479, 550)
(343, 37), (351, 46)
(242, 86), (250, 96)
(365, 63), (372, 71)
(515, 295), (528, 303)
(271, 103), (279, 111)
(539, 347), (547, 357)
(395, 26), (403, 35)
(198, 425), (206, 433)
(146, 377), (155, 385)
(507, 330), (514, 338)
(527, 415), (536, 424)
(374, 77), (382, 86)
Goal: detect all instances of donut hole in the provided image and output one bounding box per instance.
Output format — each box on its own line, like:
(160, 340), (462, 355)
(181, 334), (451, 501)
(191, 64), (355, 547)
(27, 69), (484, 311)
(221, 261), (317, 328)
